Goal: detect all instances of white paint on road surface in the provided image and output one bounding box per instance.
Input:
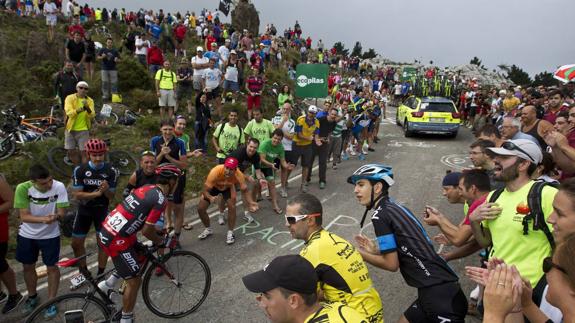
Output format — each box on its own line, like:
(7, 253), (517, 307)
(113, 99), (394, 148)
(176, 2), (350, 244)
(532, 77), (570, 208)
(440, 154), (472, 170)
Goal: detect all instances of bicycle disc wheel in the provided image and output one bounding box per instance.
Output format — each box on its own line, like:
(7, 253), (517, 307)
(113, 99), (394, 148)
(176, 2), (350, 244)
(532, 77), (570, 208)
(142, 250), (211, 318)
(109, 150), (138, 175)
(48, 146), (75, 178)
(25, 293), (111, 323)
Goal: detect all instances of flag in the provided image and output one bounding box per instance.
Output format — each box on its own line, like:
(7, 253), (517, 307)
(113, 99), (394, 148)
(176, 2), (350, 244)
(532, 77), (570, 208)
(219, 0), (231, 16)
(553, 64), (575, 83)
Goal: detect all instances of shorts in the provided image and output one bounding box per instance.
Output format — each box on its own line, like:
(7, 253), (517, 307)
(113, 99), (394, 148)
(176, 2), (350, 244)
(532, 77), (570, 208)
(223, 80), (239, 92)
(260, 167), (275, 181)
(192, 75), (203, 91)
(46, 16), (57, 26)
(16, 235), (61, 266)
(64, 130), (90, 150)
(404, 282), (467, 323)
(159, 89), (176, 107)
(177, 84), (193, 101)
(206, 87), (221, 100)
(207, 187), (232, 202)
(284, 150), (297, 165)
(168, 172), (186, 204)
(109, 244), (146, 279)
(247, 95), (261, 110)
(176, 38), (184, 44)
(0, 242), (8, 273)
(84, 54), (95, 63)
(72, 205), (109, 237)
(293, 144), (313, 168)
(468, 106), (477, 118)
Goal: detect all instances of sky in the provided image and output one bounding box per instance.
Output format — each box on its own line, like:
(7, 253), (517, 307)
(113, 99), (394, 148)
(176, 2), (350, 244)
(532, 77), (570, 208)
(89, 0), (575, 76)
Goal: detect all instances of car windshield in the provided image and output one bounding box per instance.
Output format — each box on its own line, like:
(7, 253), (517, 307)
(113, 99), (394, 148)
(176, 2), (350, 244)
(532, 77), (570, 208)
(420, 102), (455, 113)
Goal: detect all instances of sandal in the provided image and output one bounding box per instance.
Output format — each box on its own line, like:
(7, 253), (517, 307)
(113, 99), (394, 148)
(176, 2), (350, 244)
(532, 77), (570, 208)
(183, 223), (194, 231)
(273, 207), (283, 215)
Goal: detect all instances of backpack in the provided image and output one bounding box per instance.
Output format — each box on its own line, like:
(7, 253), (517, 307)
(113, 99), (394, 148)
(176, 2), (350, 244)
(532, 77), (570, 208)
(215, 122), (243, 154)
(159, 69), (175, 84)
(488, 180), (558, 249)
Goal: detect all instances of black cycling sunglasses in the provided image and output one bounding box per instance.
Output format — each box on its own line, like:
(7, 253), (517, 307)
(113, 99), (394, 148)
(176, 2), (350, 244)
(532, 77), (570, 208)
(542, 257), (567, 275)
(501, 141), (535, 163)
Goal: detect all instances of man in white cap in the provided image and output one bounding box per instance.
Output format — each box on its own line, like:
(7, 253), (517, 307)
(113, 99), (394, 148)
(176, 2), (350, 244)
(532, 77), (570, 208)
(64, 81), (95, 165)
(191, 46), (209, 93)
(469, 138), (557, 300)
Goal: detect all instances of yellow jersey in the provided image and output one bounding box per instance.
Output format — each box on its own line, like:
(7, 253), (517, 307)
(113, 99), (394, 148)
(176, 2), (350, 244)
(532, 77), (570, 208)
(293, 115), (319, 146)
(301, 229), (384, 322)
(304, 302), (368, 323)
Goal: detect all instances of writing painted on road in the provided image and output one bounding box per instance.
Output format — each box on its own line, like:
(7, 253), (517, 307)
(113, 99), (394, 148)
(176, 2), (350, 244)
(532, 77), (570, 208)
(387, 140), (436, 148)
(234, 214), (361, 250)
(440, 154), (472, 170)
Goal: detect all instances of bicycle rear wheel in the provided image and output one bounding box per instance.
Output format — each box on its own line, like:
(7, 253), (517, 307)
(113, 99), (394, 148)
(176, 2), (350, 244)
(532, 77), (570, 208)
(48, 146), (75, 178)
(142, 250), (211, 318)
(24, 293), (111, 323)
(109, 150), (138, 175)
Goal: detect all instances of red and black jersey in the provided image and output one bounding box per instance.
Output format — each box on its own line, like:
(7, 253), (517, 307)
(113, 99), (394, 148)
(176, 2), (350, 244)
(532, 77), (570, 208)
(99, 185), (166, 255)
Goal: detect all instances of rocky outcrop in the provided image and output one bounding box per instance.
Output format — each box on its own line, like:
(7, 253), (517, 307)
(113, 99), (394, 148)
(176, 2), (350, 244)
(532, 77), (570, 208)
(231, 0), (260, 36)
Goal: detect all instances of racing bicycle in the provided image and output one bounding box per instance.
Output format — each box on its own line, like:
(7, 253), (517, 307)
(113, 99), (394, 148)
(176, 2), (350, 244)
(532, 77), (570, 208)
(24, 241), (211, 322)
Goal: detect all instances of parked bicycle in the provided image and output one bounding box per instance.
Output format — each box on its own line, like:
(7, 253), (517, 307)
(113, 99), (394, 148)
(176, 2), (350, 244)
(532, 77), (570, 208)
(0, 105), (60, 160)
(48, 138), (138, 178)
(24, 239), (211, 322)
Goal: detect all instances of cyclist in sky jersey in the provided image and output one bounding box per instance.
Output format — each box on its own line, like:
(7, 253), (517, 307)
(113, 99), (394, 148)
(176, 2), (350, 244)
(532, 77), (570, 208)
(98, 163), (182, 323)
(348, 164), (467, 323)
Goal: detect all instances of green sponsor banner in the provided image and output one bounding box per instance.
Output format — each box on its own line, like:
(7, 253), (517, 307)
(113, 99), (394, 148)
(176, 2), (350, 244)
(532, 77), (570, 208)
(401, 67), (417, 82)
(295, 64), (328, 98)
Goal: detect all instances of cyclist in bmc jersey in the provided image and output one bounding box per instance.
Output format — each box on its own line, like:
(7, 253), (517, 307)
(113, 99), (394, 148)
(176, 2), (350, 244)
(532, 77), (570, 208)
(286, 193), (384, 322)
(349, 164), (467, 323)
(98, 163), (182, 323)
(71, 138), (118, 278)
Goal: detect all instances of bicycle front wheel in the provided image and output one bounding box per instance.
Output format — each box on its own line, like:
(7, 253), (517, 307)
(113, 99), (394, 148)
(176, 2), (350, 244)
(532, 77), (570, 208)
(142, 250), (211, 318)
(109, 150), (138, 175)
(25, 293), (111, 323)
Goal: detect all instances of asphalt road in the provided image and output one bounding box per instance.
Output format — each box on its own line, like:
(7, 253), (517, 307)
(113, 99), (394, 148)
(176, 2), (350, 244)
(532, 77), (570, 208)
(6, 105), (482, 323)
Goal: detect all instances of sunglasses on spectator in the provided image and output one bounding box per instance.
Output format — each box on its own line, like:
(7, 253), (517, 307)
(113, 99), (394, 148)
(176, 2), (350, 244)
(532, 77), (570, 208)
(501, 141), (535, 163)
(141, 150), (156, 157)
(285, 213), (321, 225)
(543, 257), (567, 275)
(78, 87), (88, 90)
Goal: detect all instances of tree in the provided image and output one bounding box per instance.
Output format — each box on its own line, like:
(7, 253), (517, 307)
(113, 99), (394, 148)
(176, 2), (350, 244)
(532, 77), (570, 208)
(532, 71), (559, 87)
(470, 56), (482, 66)
(497, 64), (511, 74)
(351, 41), (362, 57)
(361, 48), (377, 59)
(506, 64), (532, 85)
(332, 41), (349, 57)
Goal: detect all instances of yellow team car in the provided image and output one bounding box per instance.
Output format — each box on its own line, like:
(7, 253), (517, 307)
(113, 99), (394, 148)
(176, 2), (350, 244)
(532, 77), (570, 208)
(396, 96), (461, 138)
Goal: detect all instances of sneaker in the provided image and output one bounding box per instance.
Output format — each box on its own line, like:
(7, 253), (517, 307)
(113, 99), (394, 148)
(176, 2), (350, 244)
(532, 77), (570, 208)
(0, 291), (6, 304)
(279, 187), (288, 198)
(63, 155), (73, 166)
(319, 182), (326, 189)
(226, 231), (235, 245)
(2, 293), (23, 314)
(198, 228), (213, 240)
(350, 149), (357, 156)
(358, 154), (366, 161)
(243, 212), (254, 223)
(341, 153), (349, 161)
(21, 296), (39, 315)
(300, 183), (308, 193)
(43, 304), (57, 319)
(332, 164), (337, 170)
(217, 214), (225, 225)
(368, 147), (375, 152)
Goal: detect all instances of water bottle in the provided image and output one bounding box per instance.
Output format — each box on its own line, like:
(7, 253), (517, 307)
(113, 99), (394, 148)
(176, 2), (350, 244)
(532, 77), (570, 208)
(155, 214), (165, 232)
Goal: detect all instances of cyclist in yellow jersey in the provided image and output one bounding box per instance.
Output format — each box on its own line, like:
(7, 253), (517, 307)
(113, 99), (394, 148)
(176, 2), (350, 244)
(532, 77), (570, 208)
(286, 193), (383, 322)
(242, 254), (367, 323)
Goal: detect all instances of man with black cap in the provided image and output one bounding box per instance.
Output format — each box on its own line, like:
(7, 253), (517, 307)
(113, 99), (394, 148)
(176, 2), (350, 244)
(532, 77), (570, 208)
(242, 255), (367, 323)
(469, 138), (557, 301)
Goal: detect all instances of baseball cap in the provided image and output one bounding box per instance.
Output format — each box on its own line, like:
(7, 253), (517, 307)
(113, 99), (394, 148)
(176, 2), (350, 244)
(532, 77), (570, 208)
(308, 105), (318, 113)
(242, 255), (318, 294)
(488, 139), (542, 164)
(230, 50), (237, 54)
(196, 46), (204, 52)
(442, 172), (462, 187)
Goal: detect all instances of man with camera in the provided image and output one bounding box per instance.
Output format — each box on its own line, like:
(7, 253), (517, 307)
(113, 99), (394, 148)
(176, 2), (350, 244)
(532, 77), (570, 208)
(64, 81), (96, 166)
